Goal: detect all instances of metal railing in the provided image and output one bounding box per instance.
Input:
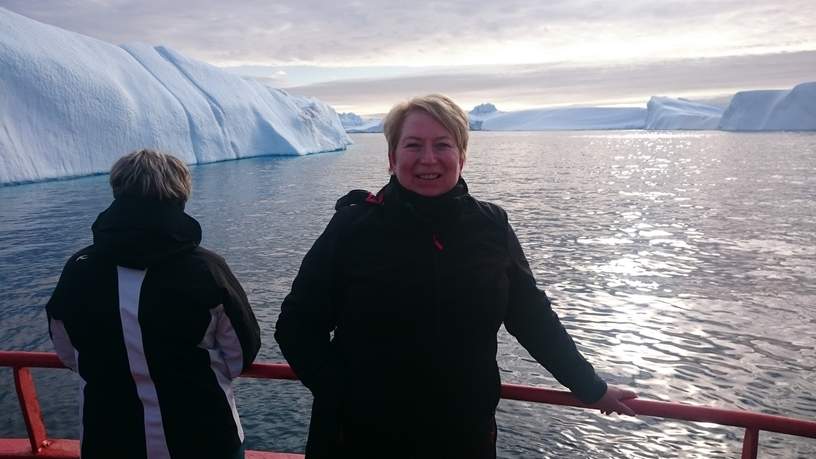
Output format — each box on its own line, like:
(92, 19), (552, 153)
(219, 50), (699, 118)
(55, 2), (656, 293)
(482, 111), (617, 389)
(2, 351), (815, 458)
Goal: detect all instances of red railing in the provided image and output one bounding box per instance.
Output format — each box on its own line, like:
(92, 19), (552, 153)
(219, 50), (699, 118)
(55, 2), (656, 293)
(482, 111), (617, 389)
(2, 351), (815, 458)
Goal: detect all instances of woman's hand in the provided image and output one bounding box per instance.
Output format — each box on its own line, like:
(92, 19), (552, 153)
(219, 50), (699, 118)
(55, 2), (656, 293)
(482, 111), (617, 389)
(592, 385), (638, 416)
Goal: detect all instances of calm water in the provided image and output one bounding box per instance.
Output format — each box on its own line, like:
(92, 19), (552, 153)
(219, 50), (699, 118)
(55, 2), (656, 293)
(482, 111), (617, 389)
(1, 131), (815, 458)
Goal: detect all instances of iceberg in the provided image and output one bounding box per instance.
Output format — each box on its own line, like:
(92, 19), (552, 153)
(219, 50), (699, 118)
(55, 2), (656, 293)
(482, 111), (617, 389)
(346, 121), (384, 133)
(719, 82), (816, 131)
(0, 8), (350, 185)
(480, 107), (646, 131)
(468, 103), (503, 130)
(339, 112), (365, 127)
(338, 104), (646, 133)
(339, 113), (383, 133)
(645, 97), (724, 130)
(469, 103), (501, 119)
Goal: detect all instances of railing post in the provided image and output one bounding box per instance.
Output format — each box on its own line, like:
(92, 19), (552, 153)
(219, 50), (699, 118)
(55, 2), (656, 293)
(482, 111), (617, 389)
(741, 427), (759, 459)
(13, 367), (50, 453)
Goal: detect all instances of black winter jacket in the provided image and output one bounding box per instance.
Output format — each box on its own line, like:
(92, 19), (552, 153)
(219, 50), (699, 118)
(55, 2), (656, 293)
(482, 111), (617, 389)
(275, 177), (606, 456)
(46, 197), (261, 459)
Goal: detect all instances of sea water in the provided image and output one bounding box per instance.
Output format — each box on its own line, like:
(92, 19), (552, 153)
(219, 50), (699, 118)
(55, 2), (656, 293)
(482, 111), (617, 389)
(1, 131), (814, 458)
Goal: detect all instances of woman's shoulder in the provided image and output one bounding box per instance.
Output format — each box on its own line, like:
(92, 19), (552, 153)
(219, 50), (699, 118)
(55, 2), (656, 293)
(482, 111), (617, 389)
(334, 189), (383, 210)
(188, 246), (228, 267)
(332, 188), (385, 223)
(50, 245), (104, 292)
(158, 246), (231, 284)
(465, 196), (509, 228)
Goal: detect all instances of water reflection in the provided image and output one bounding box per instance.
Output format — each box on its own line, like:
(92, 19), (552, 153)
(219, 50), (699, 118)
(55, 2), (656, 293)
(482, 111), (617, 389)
(474, 131), (815, 457)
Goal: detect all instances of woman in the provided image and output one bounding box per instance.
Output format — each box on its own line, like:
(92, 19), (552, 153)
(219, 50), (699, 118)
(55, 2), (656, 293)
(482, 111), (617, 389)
(47, 149), (261, 459)
(275, 95), (635, 458)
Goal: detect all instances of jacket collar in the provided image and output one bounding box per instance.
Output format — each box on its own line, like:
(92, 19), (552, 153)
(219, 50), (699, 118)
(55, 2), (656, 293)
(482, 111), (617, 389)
(382, 175), (469, 228)
(92, 196), (202, 269)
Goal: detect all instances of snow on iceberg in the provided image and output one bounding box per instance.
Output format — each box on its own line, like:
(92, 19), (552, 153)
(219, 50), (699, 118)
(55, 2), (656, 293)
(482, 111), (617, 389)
(645, 97), (724, 130)
(0, 8), (350, 185)
(480, 107), (646, 131)
(339, 112), (365, 127)
(346, 121), (384, 133)
(339, 113), (383, 133)
(719, 82), (816, 131)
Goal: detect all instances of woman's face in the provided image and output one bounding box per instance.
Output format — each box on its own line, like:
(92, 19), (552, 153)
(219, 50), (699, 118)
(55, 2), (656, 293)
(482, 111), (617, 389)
(389, 110), (465, 197)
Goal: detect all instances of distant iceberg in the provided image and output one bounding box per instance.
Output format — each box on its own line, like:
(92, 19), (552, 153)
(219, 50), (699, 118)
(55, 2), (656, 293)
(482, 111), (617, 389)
(719, 82), (816, 131)
(474, 86), (814, 132)
(338, 104), (646, 133)
(339, 112), (365, 127)
(339, 113), (383, 133)
(480, 107), (646, 131)
(468, 103), (503, 130)
(332, 82), (814, 135)
(469, 103), (501, 118)
(645, 97), (724, 130)
(0, 8), (350, 185)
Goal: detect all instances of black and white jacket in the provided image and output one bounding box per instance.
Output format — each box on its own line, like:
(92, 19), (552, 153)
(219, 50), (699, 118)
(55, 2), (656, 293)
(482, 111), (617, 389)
(46, 197), (261, 459)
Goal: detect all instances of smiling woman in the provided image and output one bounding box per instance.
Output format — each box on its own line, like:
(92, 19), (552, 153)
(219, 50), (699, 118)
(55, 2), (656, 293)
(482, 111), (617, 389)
(274, 94), (637, 458)
(384, 96), (468, 197)
(389, 111), (463, 196)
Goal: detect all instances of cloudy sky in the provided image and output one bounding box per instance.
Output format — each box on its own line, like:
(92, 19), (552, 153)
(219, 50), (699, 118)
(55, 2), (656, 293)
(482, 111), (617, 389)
(2, 1), (814, 114)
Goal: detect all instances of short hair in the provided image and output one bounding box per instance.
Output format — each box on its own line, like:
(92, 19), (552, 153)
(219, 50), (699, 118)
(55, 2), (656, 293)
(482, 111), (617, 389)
(383, 94), (469, 163)
(110, 149), (192, 203)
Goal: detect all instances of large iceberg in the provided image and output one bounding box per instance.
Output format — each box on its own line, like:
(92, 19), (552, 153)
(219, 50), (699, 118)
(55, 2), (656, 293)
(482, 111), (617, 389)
(480, 107), (646, 131)
(719, 82), (816, 131)
(0, 8), (350, 185)
(645, 97), (724, 130)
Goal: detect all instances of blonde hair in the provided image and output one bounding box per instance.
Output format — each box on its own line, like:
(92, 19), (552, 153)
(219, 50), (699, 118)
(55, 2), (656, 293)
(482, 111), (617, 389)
(110, 149), (192, 203)
(383, 94), (469, 162)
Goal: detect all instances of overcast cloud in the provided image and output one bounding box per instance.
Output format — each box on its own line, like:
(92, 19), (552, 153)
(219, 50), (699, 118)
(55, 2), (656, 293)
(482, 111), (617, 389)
(2, 1), (815, 66)
(2, 1), (814, 113)
(287, 51), (816, 113)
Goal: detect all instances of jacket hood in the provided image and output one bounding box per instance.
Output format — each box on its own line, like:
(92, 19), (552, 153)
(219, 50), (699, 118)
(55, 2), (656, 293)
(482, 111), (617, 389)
(92, 197), (202, 269)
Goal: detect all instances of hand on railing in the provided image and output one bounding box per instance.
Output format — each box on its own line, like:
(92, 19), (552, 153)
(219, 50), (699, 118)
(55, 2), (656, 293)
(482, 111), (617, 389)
(593, 385), (638, 416)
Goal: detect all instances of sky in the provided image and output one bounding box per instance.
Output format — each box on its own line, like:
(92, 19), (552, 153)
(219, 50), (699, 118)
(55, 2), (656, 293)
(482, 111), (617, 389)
(2, 1), (814, 115)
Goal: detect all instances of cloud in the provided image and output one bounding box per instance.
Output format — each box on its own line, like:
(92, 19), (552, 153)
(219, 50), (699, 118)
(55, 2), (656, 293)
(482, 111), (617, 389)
(284, 51), (816, 114)
(2, 0), (815, 66)
(4, 1), (813, 113)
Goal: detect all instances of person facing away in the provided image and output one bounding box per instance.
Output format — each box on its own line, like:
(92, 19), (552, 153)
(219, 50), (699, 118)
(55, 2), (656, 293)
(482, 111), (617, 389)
(274, 94), (637, 458)
(46, 149), (261, 459)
